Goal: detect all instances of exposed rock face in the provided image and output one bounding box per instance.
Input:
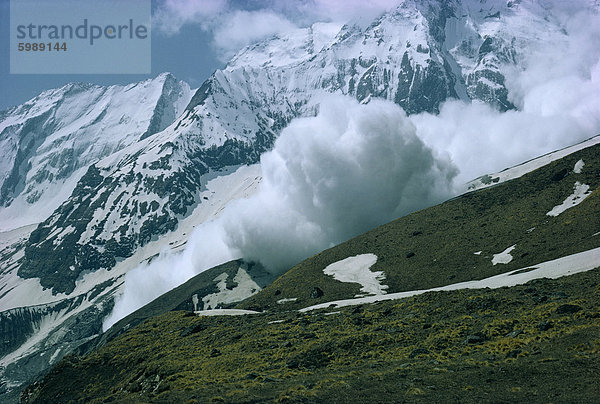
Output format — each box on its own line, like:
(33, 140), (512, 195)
(465, 36), (517, 110)
(0, 290), (115, 403)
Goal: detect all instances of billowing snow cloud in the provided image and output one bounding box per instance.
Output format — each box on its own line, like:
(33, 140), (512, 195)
(220, 97), (456, 270)
(411, 3), (600, 185)
(105, 0), (600, 330)
(506, 7), (600, 136)
(410, 100), (595, 186)
(103, 96), (456, 330)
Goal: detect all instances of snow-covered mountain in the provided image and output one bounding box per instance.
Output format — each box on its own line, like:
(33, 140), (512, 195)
(17, 116), (600, 404)
(12, 0), (577, 296)
(0, 73), (192, 231)
(1, 0), (598, 401)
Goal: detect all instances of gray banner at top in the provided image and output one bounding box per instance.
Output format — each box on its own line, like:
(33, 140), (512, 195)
(10, 0), (151, 74)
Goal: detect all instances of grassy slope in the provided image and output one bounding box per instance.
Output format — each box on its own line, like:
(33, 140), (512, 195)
(22, 268), (600, 403)
(20, 143), (600, 403)
(239, 144), (600, 312)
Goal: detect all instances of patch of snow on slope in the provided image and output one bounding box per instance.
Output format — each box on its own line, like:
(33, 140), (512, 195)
(323, 254), (388, 296)
(492, 245), (516, 265)
(574, 159), (585, 174)
(195, 309), (260, 317)
(193, 164), (262, 223)
(202, 267), (262, 310)
(0, 167), (87, 232)
(277, 298), (298, 304)
(466, 135), (600, 191)
(546, 182), (592, 217)
(301, 246), (600, 312)
(49, 347), (62, 364)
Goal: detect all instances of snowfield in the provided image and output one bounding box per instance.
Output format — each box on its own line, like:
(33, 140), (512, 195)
(202, 268), (262, 310)
(323, 254), (388, 296)
(195, 309), (260, 317)
(300, 246), (600, 312)
(546, 182), (592, 217)
(492, 245), (516, 265)
(0, 74), (193, 232)
(466, 135), (600, 191)
(0, 164), (262, 312)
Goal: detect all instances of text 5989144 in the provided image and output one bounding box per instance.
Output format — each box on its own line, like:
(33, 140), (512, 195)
(18, 42), (67, 51)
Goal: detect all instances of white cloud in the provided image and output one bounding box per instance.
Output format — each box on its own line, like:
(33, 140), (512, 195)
(410, 100), (589, 187)
(288, 0), (401, 24)
(153, 0), (229, 35)
(506, 8), (600, 115)
(105, 0), (600, 330)
(212, 10), (298, 61)
(104, 95), (456, 330)
(221, 96), (456, 270)
(410, 2), (600, 186)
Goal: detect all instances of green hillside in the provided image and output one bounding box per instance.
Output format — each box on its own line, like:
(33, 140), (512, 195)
(22, 268), (600, 403)
(20, 142), (600, 403)
(239, 143), (600, 312)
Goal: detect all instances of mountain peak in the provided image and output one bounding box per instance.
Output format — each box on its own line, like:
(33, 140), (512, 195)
(226, 21), (342, 70)
(0, 73), (193, 230)
(156, 71), (174, 79)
